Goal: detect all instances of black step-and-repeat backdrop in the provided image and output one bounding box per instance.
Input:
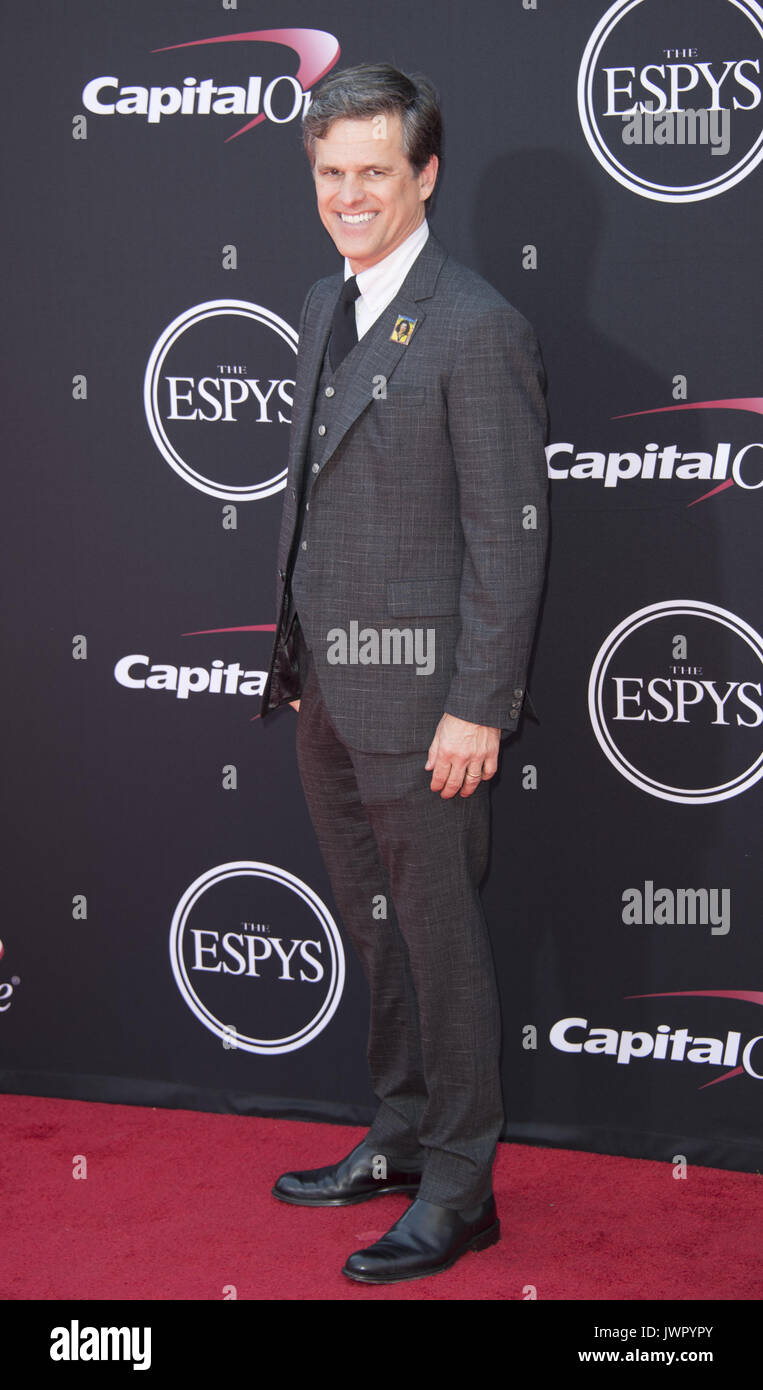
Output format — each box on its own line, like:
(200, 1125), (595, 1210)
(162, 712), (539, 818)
(2, 1), (761, 1172)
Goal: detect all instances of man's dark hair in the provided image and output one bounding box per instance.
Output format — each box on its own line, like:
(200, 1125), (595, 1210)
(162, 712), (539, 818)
(302, 63), (442, 175)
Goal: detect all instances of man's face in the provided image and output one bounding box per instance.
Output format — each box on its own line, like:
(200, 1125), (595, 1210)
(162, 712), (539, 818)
(312, 112), (438, 273)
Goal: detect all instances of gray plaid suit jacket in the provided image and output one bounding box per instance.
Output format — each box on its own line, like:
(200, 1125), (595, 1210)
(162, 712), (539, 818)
(260, 230), (549, 753)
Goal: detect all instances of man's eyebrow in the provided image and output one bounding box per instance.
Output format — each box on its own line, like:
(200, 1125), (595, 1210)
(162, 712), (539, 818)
(316, 160), (396, 173)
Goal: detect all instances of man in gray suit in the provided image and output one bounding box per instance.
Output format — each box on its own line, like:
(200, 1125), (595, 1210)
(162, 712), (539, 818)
(260, 63), (548, 1283)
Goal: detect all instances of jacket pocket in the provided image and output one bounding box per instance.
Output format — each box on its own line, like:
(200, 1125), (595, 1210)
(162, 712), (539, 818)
(385, 576), (461, 616)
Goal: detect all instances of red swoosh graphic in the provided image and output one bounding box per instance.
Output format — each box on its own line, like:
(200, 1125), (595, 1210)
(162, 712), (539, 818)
(181, 625), (276, 635)
(613, 398), (763, 421)
(152, 29), (340, 141)
(686, 479), (735, 507)
(627, 990), (763, 1007)
(625, 989), (763, 1087)
(699, 1066), (744, 1088)
(611, 398), (763, 507)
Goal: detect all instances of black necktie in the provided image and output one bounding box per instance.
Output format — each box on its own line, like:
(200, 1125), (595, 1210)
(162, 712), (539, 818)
(329, 276), (360, 371)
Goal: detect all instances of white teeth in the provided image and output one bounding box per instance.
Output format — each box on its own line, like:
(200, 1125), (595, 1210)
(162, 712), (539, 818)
(340, 212), (376, 224)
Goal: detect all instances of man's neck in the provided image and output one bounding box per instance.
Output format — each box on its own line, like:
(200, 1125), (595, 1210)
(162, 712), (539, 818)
(345, 218), (429, 281)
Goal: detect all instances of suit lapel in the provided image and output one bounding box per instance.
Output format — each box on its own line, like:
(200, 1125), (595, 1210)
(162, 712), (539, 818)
(317, 295), (424, 467)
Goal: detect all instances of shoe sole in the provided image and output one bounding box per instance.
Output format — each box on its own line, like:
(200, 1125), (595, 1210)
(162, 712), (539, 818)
(271, 1182), (421, 1208)
(341, 1218), (501, 1283)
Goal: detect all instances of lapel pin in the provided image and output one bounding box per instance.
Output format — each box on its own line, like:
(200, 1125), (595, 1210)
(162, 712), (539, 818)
(390, 315), (417, 345)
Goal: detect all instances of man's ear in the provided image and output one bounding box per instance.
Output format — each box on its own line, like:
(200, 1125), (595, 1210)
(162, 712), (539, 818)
(420, 154), (439, 201)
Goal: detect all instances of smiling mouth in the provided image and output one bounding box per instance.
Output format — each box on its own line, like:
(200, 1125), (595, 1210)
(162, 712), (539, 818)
(339, 212), (378, 224)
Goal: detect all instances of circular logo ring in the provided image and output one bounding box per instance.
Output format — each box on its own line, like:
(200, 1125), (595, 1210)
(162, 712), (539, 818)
(578, 0), (763, 203)
(144, 300), (297, 501)
(588, 600), (763, 803)
(169, 861), (345, 1053)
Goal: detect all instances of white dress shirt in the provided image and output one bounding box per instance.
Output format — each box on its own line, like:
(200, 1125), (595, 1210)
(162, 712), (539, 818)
(345, 219), (430, 340)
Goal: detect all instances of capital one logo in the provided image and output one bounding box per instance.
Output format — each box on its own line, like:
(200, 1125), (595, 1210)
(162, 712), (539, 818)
(0, 936), (19, 1015)
(170, 862), (345, 1054)
(144, 300), (297, 500)
(550, 990), (763, 1085)
(547, 395), (763, 505)
(81, 28), (340, 143)
(578, 0), (763, 202)
(588, 601), (763, 804)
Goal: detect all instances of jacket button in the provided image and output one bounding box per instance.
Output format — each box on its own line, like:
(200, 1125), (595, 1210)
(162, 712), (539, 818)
(301, 540), (308, 550)
(278, 568), (285, 581)
(514, 688), (524, 697)
(317, 424), (326, 436)
(312, 463), (320, 474)
(325, 386), (335, 397)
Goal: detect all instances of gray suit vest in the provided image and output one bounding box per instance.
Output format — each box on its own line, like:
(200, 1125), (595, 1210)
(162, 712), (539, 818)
(290, 310), (389, 648)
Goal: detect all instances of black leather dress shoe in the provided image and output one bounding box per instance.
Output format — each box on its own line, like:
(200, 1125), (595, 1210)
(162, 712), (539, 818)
(272, 1139), (423, 1207)
(342, 1195), (500, 1283)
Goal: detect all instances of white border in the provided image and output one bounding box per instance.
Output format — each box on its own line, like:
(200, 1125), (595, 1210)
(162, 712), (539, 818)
(169, 861), (345, 1053)
(588, 600), (763, 803)
(144, 300), (296, 500)
(577, 0), (763, 202)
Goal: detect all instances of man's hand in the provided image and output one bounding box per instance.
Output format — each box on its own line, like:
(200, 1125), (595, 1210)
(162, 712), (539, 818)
(425, 712), (500, 799)
(289, 700), (301, 712)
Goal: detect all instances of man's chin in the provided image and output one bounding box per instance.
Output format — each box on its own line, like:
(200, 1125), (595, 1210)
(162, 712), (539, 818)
(325, 222), (380, 263)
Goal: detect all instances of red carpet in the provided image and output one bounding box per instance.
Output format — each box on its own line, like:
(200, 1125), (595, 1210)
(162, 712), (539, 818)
(2, 1094), (760, 1301)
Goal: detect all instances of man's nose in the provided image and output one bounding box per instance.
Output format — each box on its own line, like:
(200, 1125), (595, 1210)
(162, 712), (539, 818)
(336, 173), (366, 205)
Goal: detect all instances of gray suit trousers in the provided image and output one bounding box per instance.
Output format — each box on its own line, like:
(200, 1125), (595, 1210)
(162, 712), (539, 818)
(294, 621), (504, 1209)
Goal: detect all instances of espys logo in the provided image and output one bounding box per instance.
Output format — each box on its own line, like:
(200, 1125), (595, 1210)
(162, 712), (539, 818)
(144, 300), (297, 501)
(578, 0), (763, 202)
(588, 601), (763, 804)
(169, 862), (345, 1054)
(82, 28), (340, 142)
